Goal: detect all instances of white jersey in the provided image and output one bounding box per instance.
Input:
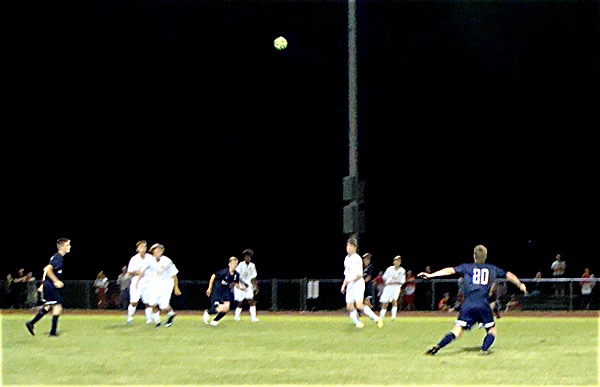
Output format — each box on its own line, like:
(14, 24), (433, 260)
(379, 266), (406, 303)
(127, 253), (153, 303)
(236, 261), (257, 290)
(343, 253), (365, 304)
(382, 266), (406, 287)
(157, 255), (179, 287)
(343, 253), (363, 283)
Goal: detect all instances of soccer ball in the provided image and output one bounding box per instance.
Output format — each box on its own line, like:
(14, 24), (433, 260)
(274, 36), (288, 50)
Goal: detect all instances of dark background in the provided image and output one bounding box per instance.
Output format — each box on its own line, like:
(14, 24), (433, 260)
(1, 0), (598, 282)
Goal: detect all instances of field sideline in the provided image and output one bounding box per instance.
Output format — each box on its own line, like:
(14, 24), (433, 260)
(2, 309), (598, 387)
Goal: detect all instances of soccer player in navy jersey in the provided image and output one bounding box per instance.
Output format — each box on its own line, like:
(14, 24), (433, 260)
(25, 238), (71, 337)
(203, 256), (242, 326)
(417, 244), (527, 355)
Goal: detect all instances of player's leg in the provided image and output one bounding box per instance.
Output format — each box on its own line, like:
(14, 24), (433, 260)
(379, 301), (389, 319)
(426, 310), (470, 355)
(127, 277), (142, 324)
(49, 303), (63, 336)
(479, 307), (497, 354)
(248, 286), (258, 322)
(390, 299), (399, 320)
(211, 301), (230, 325)
(233, 287), (244, 321)
(355, 282), (381, 325)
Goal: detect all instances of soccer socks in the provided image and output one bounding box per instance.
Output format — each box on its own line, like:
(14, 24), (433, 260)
(437, 332), (456, 349)
(379, 308), (387, 319)
(30, 307), (49, 325)
(349, 310), (360, 324)
(127, 305), (136, 322)
(362, 305), (379, 322)
(482, 333), (495, 351)
(145, 307), (153, 323)
(152, 311), (160, 324)
(213, 312), (226, 322)
(50, 315), (59, 336)
(249, 306), (257, 321)
(391, 306), (398, 319)
(234, 307), (242, 320)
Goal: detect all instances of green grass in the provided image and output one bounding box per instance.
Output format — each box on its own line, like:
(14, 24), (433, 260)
(2, 311), (598, 386)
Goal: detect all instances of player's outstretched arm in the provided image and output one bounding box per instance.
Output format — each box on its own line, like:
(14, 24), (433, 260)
(418, 267), (455, 279)
(506, 272), (527, 294)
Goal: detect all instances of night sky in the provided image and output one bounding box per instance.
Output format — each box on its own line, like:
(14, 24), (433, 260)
(2, 0), (598, 283)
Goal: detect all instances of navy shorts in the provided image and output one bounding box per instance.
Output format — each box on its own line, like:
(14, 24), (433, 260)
(211, 289), (233, 306)
(456, 302), (495, 330)
(43, 280), (64, 305)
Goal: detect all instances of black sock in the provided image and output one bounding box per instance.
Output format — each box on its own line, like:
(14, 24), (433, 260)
(50, 315), (59, 335)
(482, 333), (495, 351)
(30, 308), (49, 324)
(213, 312), (226, 321)
(437, 332), (456, 348)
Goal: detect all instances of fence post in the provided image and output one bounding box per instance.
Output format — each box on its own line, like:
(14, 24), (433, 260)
(271, 278), (278, 311)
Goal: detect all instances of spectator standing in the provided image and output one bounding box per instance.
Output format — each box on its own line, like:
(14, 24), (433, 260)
(401, 270), (416, 311)
(116, 266), (131, 310)
(94, 271), (109, 309)
(551, 254), (566, 297)
(580, 267), (595, 310)
(25, 272), (38, 309)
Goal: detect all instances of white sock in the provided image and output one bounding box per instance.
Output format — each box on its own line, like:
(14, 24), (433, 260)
(350, 310), (360, 324)
(145, 307), (153, 321)
(127, 305), (136, 318)
(391, 306), (398, 319)
(234, 307), (242, 320)
(167, 310), (175, 317)
(380, 309), (387, 319)
(362, 305), (379, 321)
(249, 306), (257, 320)
(152, 311), (160, 324)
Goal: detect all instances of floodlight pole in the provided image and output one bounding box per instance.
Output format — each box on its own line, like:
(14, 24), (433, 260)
(345, 0), (362, 245)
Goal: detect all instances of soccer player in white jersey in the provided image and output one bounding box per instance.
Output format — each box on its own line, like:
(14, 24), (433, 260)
(340, 237), (383, 328)
(379, 255), (406, 321)
(126, 240), (154, 325)
(233, 249), (259, 322)
(147, 243), (181, 327)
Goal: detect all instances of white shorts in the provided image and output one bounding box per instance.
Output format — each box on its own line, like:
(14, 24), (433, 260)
(234, 286), (255, 302)
(379, 285), (401, 304)
(141, 278), (162, 306)
(157, 284), (174, 310)
(345, 279), (365, 304)
(129, 276), (148, 303)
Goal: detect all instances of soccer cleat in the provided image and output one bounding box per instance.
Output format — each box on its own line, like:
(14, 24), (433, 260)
(377, 318), (384, 328)
(155, 322), (161, 327)
(426, 345), (440, 355)
(25, 322), (35, 336)
(146, 320), (152, 325)
(355, 321), (365, 328)
(479, 350), (491, 356)
(209, 320), (220, 326)
(203, 310), (210, 325)
(164, 314), (175, 327)
(234, 317), (240, 321)
(251, 318), (259, 323)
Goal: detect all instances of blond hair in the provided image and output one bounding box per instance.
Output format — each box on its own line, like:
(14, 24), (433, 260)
(473, 245), (487, 263)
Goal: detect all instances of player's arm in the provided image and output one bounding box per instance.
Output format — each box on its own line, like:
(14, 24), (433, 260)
(506, 272), (527, 294)
(43, 264), (64, 288)
(206, 273), (216, 296)
(418, 267), (455, 279)
(173, 275), (181, 296)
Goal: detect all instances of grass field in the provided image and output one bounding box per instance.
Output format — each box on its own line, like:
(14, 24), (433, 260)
(1, 310), (598, 386)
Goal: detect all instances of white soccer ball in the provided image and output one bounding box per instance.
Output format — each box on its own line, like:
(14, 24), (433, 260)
(274, 36), (288, 50)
